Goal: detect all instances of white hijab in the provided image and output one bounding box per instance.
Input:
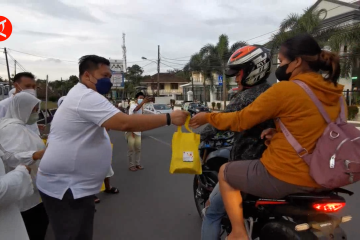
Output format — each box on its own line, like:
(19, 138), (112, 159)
(0, 93), (43, 161)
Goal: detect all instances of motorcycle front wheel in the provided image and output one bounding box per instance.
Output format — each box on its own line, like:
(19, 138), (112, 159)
(193, 175), (208, 219)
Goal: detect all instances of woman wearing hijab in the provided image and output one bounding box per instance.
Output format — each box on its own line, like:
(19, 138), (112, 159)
(0, 92), (48, 240)
(0, 148), (34, 240)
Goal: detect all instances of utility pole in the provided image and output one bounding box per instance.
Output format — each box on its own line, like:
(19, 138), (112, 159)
(14, 60), (16, 75)
(157, 45), (160, 97)
(222, 69), (226, 109)
(4, 48), (11, 89)
(45, 75), (48, 125)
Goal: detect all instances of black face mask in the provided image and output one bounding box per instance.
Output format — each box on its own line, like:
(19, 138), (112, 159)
(275, 63), (292, 81)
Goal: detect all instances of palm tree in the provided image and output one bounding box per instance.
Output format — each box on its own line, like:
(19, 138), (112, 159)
(267, 8), (340, 52)
(187, 52), (212, 104)
(267, 7), (360, 78)
(198, 34), (247, 107)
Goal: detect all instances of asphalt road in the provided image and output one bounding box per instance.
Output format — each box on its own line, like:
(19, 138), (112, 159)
(45, 125), (360, 240)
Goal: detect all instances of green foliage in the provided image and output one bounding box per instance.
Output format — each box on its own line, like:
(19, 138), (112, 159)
(49, 96), (60, 102)
(185, 34), (247, 104)
(348, 105), (359, 120)
(211, 102), (216, 109)
(124, 64), (145, 98)
(267, 8), (360, 78)
(216, 102), (221, 110)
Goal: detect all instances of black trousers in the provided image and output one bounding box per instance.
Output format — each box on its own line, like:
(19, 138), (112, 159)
(39, 189), (95, 240)
(21, 203), (49, 240)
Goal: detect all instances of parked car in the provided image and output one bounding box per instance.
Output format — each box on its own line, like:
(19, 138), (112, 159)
(187, 103), (211, 116)
(144, 103), (173, 114)
(182, 101), (193, 111)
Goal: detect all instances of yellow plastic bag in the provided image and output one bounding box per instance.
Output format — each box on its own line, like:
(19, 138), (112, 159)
(170, 116), (201, 174)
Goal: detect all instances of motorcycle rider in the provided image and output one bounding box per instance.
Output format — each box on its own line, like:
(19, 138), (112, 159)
(191, 34), (343, 240)
(201, 45), (275, 240)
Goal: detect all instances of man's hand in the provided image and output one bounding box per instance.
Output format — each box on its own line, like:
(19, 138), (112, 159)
(170, 111), (189, 126)
(24, 165), (31, 174)
(189, 112), (209, 129)
(32, 150), (45, 161)
(261, 128), (277, 146)
(143, 97), (152, 104)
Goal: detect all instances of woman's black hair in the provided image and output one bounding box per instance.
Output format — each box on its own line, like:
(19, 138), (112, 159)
(280, 34), (340, 86)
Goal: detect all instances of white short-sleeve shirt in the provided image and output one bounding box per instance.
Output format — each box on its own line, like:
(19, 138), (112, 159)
(36, 83), (120, 200)
(129, 102), (142, 136)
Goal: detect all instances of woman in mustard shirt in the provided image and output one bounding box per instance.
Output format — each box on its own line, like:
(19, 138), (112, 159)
(190, 34), (344, 240)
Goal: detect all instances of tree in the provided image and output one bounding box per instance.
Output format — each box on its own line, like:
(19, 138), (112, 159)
(267, 8), (360, 78)
(124, 64), (144, 97)
(197, 34), (247, 106)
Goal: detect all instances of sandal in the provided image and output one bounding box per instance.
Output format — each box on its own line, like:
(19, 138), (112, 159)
(129, 166), (137, 171)
(136, 165), (144, 170)
(104, 187), (119, 194)
(94, 195), (100, 204)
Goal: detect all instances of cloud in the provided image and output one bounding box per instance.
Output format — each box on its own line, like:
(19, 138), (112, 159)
(2, 0), (100, 23)
(0, 0), (315, 80)
(16, 30), (90, 41)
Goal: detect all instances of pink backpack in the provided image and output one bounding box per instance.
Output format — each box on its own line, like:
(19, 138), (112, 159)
(279, 80), (360, 189)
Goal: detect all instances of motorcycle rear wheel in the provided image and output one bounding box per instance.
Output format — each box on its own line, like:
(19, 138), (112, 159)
(260, 221), (317, 240)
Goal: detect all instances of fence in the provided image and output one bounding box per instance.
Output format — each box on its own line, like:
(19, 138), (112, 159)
(343, 90), (360, 106)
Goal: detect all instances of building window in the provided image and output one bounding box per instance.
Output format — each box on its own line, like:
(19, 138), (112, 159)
(170, 83), (178, 89)
(160, 83), (165, 90)
(344, 45), (348, 53)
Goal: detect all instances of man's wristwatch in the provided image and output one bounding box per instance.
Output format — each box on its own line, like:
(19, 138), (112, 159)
(166, 113), (171, 126)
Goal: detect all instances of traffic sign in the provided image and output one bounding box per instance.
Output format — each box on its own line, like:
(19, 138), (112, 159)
(218, 75), (223, 86)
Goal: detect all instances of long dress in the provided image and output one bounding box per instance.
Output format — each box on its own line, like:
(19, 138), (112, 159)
(0, 156), (34, 240)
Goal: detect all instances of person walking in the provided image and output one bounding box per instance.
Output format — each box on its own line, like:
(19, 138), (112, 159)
(127, 92), (150, 171)
(36, 55), (188, 240)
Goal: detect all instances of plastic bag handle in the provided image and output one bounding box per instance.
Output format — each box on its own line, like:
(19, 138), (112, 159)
(177, 116), (192, 133)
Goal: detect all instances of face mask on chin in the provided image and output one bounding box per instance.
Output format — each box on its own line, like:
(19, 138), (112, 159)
(21, 89), (37, 97)
(26, 112), (39, 125)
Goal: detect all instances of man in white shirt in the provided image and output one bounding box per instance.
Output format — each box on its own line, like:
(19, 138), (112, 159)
(127, 92), (150, 171)
(0, 72), (39, 135)
(37, 55), (188, 240)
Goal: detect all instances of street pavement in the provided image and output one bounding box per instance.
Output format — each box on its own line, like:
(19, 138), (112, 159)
(45, 125), (360, 240)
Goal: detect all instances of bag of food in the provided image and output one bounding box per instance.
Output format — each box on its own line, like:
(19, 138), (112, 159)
(170, 116), (201, 174)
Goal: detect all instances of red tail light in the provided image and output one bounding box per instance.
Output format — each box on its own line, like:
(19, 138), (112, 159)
(313, 202), (345, 212)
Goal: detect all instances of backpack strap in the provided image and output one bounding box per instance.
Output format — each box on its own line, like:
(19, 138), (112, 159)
(277, 118), (308, 157)
(293, 80), (332, 124)
(336, 96), (347, 124)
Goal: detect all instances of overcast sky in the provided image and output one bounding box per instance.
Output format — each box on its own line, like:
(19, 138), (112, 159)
(0, 0), (320, 81)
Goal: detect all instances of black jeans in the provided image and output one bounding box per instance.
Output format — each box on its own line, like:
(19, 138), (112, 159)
(21, 203), (49, 240)
(40, 189), (95, 240)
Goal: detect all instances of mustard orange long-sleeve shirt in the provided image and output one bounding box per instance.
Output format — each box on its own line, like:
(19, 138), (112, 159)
(206, 72), (345, 188)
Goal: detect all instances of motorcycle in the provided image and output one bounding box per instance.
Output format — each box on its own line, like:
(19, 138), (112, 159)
(193, 134), (353, 239)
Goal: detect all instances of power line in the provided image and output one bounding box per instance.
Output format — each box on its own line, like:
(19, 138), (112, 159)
(7, 52), (27, 72)
(8, 48), (78, 63)
(141, 62), (155, 68)
(246, 0), (360, 43)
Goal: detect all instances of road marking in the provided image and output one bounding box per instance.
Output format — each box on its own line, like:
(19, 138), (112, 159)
(147, 135), (172, 147)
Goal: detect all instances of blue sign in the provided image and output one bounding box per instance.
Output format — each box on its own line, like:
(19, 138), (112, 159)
(121, 74), (125, 87)
(218, 75), (223, 86)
